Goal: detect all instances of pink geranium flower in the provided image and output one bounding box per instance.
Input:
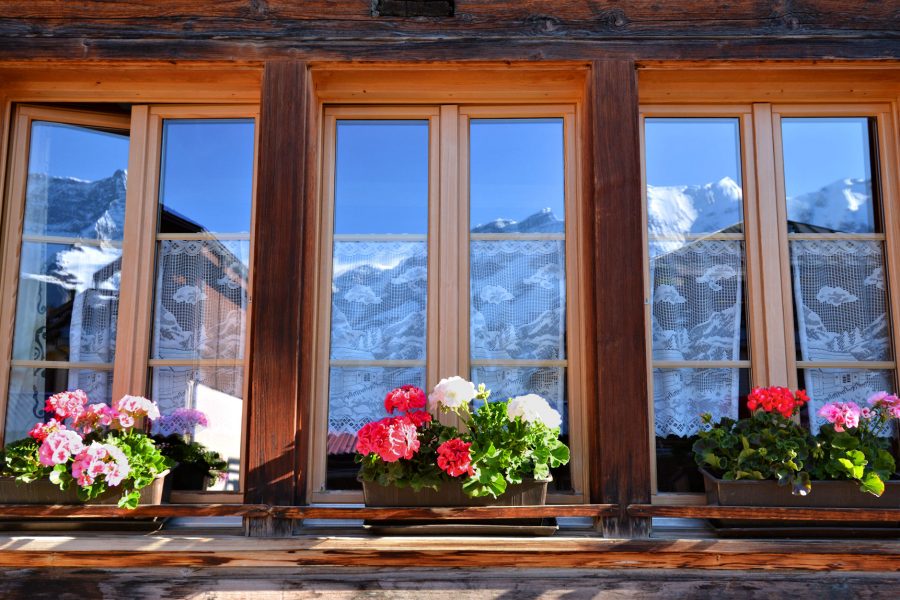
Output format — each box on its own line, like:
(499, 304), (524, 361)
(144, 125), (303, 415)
(70, 442), (131, 487)
(73, 403), (116, 434)
(44, 390), (89, 420)
(818, 401), (862, 432)
(38, 429), (85, 467)
(28, 418), (66, 442)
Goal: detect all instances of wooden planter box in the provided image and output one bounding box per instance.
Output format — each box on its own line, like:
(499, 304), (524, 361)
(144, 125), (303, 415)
(0, 473), (166, 505)
(701, 469), (900, 536)
(361, 478), (556, 535)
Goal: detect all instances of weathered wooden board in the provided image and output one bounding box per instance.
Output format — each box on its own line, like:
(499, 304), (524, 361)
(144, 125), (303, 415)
(1, 535), (900, 571)
(3, 567), (900, 600)
(629, 504), (900, 522)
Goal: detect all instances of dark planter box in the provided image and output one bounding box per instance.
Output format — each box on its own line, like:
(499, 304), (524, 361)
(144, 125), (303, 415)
(361, 478), (555, 535)
(362, 477), (548, 507)
(0, 473), (167, 505)
(700, 469), (900, 536)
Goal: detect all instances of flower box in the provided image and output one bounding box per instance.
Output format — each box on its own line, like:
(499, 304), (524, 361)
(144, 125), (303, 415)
(700, 468), (900, 535)
(0, 471), (167, 505)
(362, 477), (549, 507)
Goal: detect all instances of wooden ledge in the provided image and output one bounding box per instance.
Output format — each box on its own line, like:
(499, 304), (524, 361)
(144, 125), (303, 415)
(1, 534), (899, 571)
(0, 503), (616, 520)
(629, 504), (900, 522)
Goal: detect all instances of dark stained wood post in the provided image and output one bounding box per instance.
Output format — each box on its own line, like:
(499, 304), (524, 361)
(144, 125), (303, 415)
(589, 60), (652, 538)
(244, 60), (312, 536)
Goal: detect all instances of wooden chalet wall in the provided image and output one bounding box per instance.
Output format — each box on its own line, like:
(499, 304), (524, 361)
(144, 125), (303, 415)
(0, 1), (897, 538)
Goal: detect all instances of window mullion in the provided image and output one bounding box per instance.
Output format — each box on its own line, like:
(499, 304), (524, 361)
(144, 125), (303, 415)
(751, 102), (793, 387)
(874, 110), (900, 379)
(112, 106), (159, 400)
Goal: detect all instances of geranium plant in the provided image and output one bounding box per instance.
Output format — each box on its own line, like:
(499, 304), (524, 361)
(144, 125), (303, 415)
(151, 408), (227, 488)
(694, 386), (899, 497)
(355, 377), (570, 498)
(0, 390), (173, 508)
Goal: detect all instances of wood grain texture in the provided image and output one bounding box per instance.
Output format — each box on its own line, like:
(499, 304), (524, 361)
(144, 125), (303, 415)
(629, 504), (900, 522)
(0, 504), (270, 518)
(589, 60), (651, 538)
(245, 61), (310, 535)
(2, 535), (900, 571)
(3, 567), (900, 599)
(0, 1), (897, 61)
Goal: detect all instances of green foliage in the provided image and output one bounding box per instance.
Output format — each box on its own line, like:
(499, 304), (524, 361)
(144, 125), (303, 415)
(692, 411), (815, 495)
(0, 438), (50, 483)
(112, 432), (173, 508)
(809, 424), (896, 497)
(152, 434), (227, 485)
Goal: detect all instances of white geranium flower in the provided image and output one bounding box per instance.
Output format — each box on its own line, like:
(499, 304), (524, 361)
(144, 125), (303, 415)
(429, 376), (477, 411)
(507, 394), (562, 429)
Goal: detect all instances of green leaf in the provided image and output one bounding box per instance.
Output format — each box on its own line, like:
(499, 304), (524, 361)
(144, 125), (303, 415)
(859, 472), (886, 497)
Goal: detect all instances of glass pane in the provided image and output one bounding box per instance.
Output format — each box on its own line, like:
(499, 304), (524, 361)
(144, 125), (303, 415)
(334, 120), (429, 235)
(151, 366), (244, 491)
(799, 368), (894, 434)
(330, 241), (427, 361)
(469, 118), (564, 231)
(23, 121), (129, 240)
(158, 119), (255, 234)
(152, 240), (250, 360)
(645, 118), (743, 237)
(790, 239), (891, 363)
(6, 367), (113, 442)
(12, 242), (121, 363)
(782, 118), (878, 233)
(655, 368), (751, 493)
(326, 366), (425, 490)
(649, 240), (749, 362)
(470, 239), (565, 361)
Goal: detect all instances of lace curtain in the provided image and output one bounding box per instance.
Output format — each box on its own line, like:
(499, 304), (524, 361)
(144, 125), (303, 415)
(791, 240), (892, 433)
(151, 239), (248, 414)
(651, 240), (744, 437)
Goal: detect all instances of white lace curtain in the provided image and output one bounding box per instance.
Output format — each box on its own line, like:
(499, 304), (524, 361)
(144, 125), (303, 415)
(651, 240), (743, 437)
(792, 239), (892, 433)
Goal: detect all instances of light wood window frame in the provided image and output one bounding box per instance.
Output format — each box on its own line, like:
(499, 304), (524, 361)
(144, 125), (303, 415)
(309, 104), (588, 505)
(640, 101), (900, 504)
(0, 106), (131, 445)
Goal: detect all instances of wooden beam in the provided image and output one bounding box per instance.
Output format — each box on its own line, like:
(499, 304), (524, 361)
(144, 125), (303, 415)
(275, 504), (617, 520)
(0, 504), (270, 519)
(589, 60), (651, 538)
(244, 60), (312, 536)
(628, 504), (900, 522)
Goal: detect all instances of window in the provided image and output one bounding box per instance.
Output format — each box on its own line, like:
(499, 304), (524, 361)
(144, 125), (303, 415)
(643, 104), (900, 498)
(0, 105), (258, 495)
(311, 105), (586, 502)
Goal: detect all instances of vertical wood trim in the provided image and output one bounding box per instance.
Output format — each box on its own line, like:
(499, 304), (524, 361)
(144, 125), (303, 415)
(590, 60), (651, 537)
(751, 103), (791, 387)
(451, 108), (467, 386)
(0, 108), (28, 445)
(112, 105), (152, 401)
(246, 61), (310, 533)
(427, 112), (442, 392)
(880, 107), (900, 378)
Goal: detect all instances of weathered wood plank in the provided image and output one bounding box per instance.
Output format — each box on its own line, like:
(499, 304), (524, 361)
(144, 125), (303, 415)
(2, 535), (900, 570)
(0, 504), (269, 518)
(629, 504), (900, 522)
(3, 567), (900, 600)
(276, 504), (617, 520)
(245, 60), (311, 536)
(590, 60), (651, 539)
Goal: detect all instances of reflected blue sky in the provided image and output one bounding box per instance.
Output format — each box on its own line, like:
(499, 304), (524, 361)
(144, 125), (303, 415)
(782, 117), (873, 198)
(335, 120), (429, 235)
(159, 119), (255, 234)
(469, 119), (565, 227)
(644, 118), (742, 188)
(29, 121), (129, 181)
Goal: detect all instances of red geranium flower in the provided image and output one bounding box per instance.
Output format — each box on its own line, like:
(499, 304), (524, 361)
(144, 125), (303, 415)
(436, 438), (475, 477)
(355, 415), (420, 463)
(384, 385), (427, 415)
(746, 386), (809, 419)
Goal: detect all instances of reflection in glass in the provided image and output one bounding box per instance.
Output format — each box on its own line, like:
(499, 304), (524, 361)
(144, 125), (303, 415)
(800, 368), (894, 434)
(469, 119), (564, 230)
(782, 118), (878, 233)
(6, 120), (128, 444)
(326, 120), (430, 489)
(159, 119), (255, 234)
(6, 367), (113, 442)
(645, 118), (743, 239)
(151, 366), (244, 491)
(152, 240), (250, 361)
(334, 120), (429, 235)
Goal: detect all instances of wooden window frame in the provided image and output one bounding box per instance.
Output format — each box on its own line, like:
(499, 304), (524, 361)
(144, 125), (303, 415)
(309, 102), (589, 505)
(640, 99), (900, 505)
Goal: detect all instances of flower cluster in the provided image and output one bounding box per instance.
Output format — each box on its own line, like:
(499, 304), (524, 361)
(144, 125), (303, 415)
(356, 378), (570, 498)
(38, 429), (85, 466)
(746, 386), (809, 418)
(114, 395), (161, 427)
(436, 438), (474, 477)
(44, 390), (89, 420)
(71, 442), (130, 487)
(818, 401), (862, 432)
(868, 391), (900, 419)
